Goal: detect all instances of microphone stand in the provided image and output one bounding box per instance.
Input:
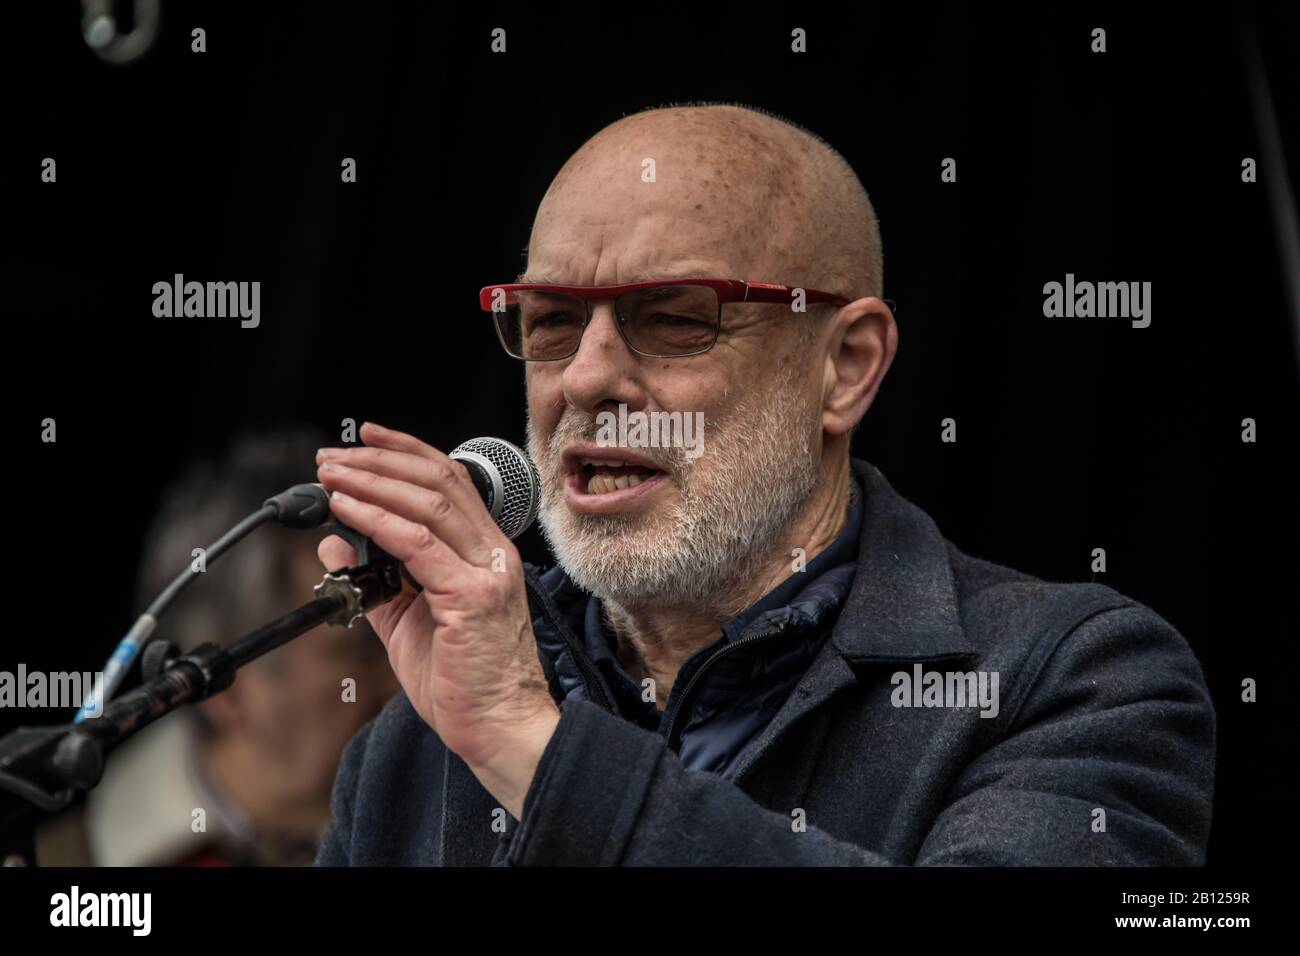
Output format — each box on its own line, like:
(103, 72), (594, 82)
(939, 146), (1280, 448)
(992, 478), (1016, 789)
(0, 534), (404, 866)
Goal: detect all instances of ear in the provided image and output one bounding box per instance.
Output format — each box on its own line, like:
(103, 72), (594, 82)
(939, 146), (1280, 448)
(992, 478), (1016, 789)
(820, 297), (897, 436)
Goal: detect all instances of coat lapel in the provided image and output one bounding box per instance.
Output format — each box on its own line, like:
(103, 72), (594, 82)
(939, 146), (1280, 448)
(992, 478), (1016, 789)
(733, 459), (977, 787)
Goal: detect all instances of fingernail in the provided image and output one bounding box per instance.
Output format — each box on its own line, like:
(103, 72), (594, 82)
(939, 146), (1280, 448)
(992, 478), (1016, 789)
(318, 447), (346, 461)
(319, 461), (343, 473)
(331, 491), (351, 503)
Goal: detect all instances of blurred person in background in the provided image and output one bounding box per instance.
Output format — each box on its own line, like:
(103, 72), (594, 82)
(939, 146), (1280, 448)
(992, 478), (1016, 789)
(36, 427), (399, 866)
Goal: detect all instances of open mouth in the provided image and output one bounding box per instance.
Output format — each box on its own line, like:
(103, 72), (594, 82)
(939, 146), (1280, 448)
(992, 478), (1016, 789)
(561, 447), (670, 509)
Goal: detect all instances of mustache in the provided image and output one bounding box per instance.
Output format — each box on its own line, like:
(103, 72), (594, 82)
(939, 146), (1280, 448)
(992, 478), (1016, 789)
(542, 411), (686, 476)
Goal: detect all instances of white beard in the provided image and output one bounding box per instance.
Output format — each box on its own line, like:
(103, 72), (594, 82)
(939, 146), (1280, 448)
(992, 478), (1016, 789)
(526, 366), (823, 613)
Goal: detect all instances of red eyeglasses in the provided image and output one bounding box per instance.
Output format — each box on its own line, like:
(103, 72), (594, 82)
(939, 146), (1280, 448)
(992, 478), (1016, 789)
(479, 278), (853, 361)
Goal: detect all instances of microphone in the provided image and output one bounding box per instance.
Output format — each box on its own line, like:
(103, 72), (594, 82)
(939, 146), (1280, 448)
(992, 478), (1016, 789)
(265, 436), (541, 539)
(309, 437), (542, 627)
(446, 436), (542, 540)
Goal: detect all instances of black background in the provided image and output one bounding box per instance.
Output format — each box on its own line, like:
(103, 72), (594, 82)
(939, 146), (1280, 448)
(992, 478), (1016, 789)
(8, 2), (1298, 869)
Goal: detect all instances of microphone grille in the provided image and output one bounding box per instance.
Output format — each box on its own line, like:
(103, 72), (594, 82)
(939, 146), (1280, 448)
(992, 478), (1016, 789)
(449, 437), (541, 540)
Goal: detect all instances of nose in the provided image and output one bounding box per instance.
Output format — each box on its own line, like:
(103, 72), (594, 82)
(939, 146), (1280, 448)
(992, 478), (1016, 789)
(560, 300), (646, 417)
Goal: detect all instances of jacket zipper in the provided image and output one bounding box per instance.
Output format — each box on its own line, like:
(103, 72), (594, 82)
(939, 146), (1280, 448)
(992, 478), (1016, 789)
(662, 622), (786, 754)
(563, 628), (615, 712)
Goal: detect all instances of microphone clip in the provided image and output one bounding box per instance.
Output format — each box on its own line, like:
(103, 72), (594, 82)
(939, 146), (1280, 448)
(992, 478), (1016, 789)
(315, 521), (412, 627)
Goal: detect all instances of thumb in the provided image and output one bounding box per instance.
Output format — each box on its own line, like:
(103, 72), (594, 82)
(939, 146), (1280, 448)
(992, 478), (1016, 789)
(318, 533), (357, 571)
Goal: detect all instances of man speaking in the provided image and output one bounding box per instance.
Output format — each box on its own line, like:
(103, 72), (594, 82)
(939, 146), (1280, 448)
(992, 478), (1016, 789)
(313, 103), (1214, 865)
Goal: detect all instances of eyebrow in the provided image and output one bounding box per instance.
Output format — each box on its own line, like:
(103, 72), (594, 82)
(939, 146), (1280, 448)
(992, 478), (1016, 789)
(515, 269), (722, 285)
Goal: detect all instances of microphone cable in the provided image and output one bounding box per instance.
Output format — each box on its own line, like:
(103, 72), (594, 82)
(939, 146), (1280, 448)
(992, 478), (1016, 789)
(72, 484), (329, 722)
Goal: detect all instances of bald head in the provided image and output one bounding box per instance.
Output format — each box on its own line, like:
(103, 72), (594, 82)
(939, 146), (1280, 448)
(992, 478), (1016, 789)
(528, 103), (882, 303)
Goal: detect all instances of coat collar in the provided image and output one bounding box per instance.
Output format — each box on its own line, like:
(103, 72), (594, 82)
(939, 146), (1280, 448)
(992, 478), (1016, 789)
(524, 457), (977, 785)
(729, 458), (976, 784)
(831, 458), (975, 664)
(530, 458), (974, 675)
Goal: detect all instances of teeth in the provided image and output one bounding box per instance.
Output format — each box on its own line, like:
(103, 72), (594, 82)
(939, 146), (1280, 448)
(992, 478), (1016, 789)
(576, 453), (661, 495)
(585, 473), (649, 495)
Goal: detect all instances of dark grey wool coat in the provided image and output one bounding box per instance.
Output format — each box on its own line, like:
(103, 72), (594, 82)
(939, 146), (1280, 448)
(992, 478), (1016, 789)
(315, 459), (1215, 866)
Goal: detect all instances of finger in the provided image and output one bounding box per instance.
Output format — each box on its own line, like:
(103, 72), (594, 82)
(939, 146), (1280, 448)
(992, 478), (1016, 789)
(357, 421), (458, 468)
(360, 581), (420, 648)
(315, 442), (500, 541)
(358, 423), (482, 508)
(317, 461), (493, 566)
(326, 490), (472, 592)
(318, 533), (357, 571)
(317, 534), (419, 650)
